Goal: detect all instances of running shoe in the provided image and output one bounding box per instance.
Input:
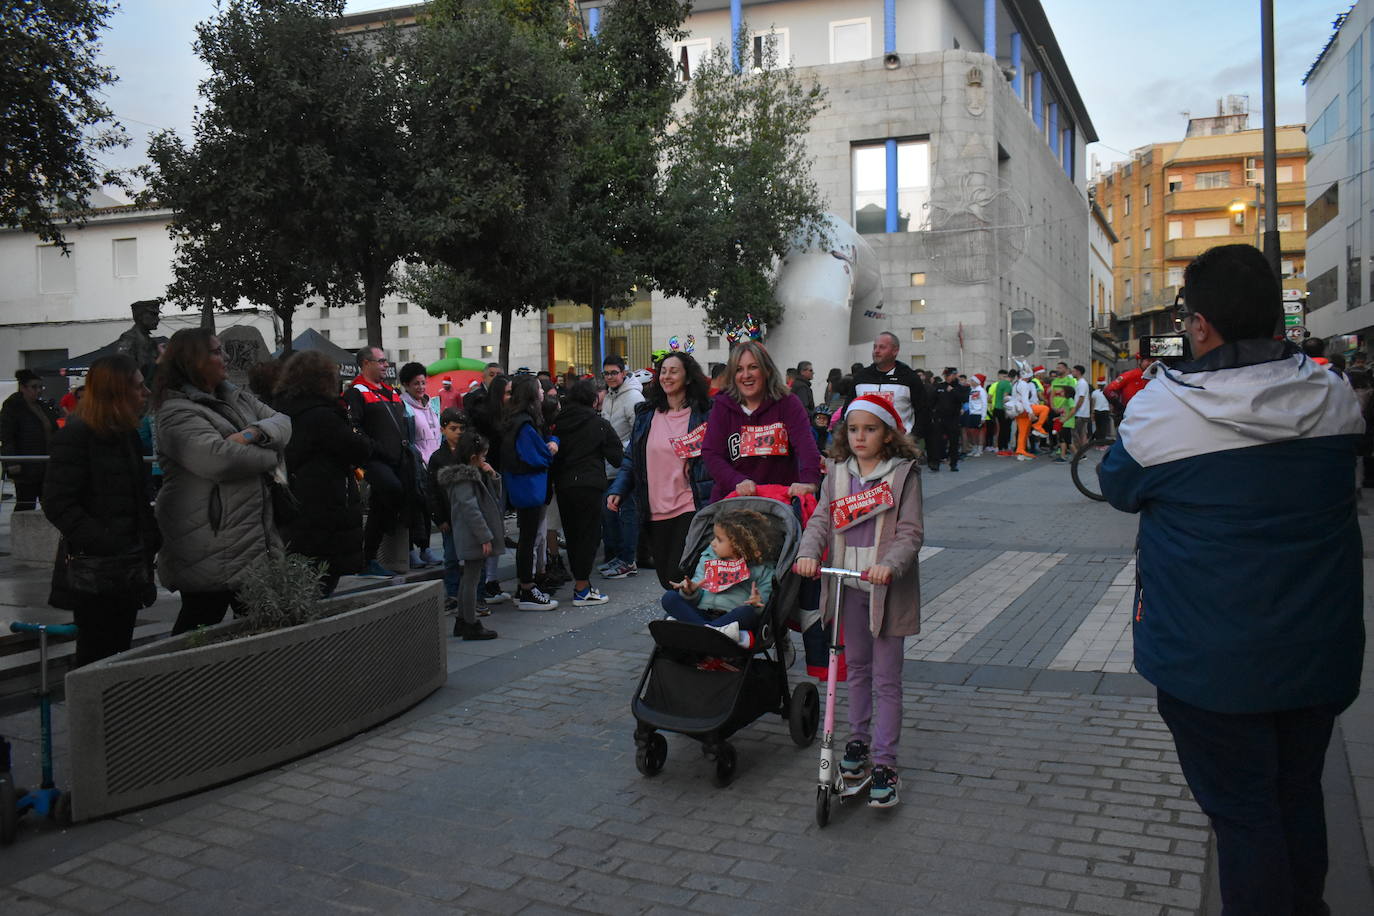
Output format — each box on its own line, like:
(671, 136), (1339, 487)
(420, 547), (444, 567)
(603, 561), (638, 580)
(482, 582), (512, 604)
(572, 586), (609, 607)
(714, 621), (755, 649)
(869, 765), (900, 808)
(840, 740), (870, 782)
(361, 560), (398, 579)
(516, 587), (558, 611)
(996, 450), (1015, 457)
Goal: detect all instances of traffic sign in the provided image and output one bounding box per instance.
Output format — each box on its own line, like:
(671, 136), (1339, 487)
(1285, 326), (1306, 342)
(1283, 313), (1303, 328)
(1282, 288), (1304, 301)
(1282, 301), (1304, 315)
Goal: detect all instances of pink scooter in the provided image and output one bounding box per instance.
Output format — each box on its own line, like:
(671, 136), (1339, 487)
(814, 566), (870, 827)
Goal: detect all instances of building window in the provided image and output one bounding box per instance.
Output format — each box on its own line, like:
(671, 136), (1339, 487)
(396, 301), (408, 315)
(398, 349), (409, 362)
(112, 238), (137, 278)
(1123, 278), (1132, 304)
(910, 298), (926, 312)
(851, 139), (930, 234)
(438, 323), (449, 336)
(481, 320), (493, 334)
(358, 327), (367, 340)
(1167, 175), (1183, 192)
(398, 326), (408, 338)
(1195, 170), (1231, 189)
(1308, 181), (1340, 236)
(1144, 185), (1151, 205)
(1106, 204), (1113, 223)
(910, 328), (925, 342)
(481, 345), (494, 358)
(673, 38), (710, 82)
(830, 18), (871, 64)
(321, 329), (331, 340)
(1281, 259), (1295, 279)
(1124, 194), (1131, 216)
(1194, 217), (1231, 237)
(1167, 220), (1183, 240)
(1143, 273), (1153, 296)
(1144, 228), (1152, 249)
(357, 304), (365, 317)
(910, 272), (926, 286)
(751, 28), (788, 71)
(1122, 237), (1132, 258)
(1166, 267), (1184, 286)
(37, 245), (75, 294)
(707, 335), (720, 350)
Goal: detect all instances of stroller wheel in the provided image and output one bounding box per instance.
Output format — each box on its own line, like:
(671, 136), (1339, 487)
(816, 784), (832, 828)
(0, 776), (17, 845)
(788, 682), (820, 747)
(635, 733), (667, 777)
(713, 743), (737, 788)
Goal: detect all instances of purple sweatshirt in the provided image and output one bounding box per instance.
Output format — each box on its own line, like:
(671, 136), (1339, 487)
(701, 392), (822, 503)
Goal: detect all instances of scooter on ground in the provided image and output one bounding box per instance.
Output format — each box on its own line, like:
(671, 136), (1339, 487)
(1, 621), (77, 844)
(814, 567), (870, 827)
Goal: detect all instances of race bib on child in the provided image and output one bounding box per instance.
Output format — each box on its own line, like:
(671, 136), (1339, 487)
(701, 557), (751, 593)
(830, 482), (895, 531)
(670, 424), (707, 459)
(739, 422), (790, 457)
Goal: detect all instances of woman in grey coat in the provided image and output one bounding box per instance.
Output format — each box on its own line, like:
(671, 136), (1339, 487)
(153, 328), (292, 634)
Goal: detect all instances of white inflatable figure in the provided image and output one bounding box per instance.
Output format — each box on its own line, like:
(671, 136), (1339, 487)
(764, 214), (884, 378)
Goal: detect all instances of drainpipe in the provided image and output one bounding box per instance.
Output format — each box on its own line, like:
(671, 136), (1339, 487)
(884, 0), (896, 54)
(1010, 32), (1022, 100)
(1048, 102), (1059, 155)
(983, 0), (996, 56)
(1032, 72), (1043, 131)
(731, 0), (742, 72)
(885, 139), (899, 234)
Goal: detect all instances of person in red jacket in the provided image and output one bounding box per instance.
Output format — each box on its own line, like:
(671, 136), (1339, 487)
(1104, 356), (1156, 413)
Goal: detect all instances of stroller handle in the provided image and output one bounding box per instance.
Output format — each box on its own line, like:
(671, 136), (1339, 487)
(819, 566), (869, 582)
(10, 622), (78, 638)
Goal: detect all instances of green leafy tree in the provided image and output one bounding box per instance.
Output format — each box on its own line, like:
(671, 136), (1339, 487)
(142, 0), (410, 349)
(400, 1), (580, 368)
(555, 0), (688, 368)
(1, 0), (127, 247)
(656, 32), (829, 331)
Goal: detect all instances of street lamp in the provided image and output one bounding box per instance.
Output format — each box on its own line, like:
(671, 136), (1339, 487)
(1228, 186), (1262, 250)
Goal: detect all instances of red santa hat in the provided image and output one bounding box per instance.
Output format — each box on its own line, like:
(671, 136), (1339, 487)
(973, 373), (986, 386)
(844, 394), (905, 434)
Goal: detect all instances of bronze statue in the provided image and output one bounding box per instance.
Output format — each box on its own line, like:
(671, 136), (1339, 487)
(114, 299), (161, 381)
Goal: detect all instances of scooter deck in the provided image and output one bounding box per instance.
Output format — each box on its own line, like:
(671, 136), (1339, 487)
(839, 773), (871, 797)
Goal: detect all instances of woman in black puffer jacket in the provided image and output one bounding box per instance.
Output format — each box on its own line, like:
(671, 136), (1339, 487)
(43, 356), (161, 666)
(550, 379), (623, 606)
(274, 351), (372, 596)
(2, 368), (61, 510)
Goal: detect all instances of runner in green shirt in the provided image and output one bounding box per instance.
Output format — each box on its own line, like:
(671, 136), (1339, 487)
(1049, 370), (1077, 462)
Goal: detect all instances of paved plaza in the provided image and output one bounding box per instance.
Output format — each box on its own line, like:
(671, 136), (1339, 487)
(2, 456), (1372, 914)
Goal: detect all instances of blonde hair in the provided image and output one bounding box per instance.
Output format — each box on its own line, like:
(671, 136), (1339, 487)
(723, 341), (790, 404)
(714, 508), (778, 566)
(826, 413), (923, 463)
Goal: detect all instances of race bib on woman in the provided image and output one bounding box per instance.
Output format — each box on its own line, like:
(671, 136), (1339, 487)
(831, 482), (895, 531)
(739, 423), (790, 457)
(670, 424), (707, 458)
(701, 557), (751, 593)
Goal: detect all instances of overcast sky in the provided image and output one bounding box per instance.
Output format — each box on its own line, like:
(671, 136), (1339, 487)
(92, 0), (1351, 190)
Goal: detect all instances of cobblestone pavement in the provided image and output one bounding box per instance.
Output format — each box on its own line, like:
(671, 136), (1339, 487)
(1, 455), (1371, 914)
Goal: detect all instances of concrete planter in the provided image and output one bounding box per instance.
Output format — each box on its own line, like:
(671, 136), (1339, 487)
(65, 581), (446, 822)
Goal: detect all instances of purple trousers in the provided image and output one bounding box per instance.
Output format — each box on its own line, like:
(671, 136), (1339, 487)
(842, 587), (905, 767)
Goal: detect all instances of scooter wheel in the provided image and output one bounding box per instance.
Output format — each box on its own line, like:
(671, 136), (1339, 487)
(0, 777), (17, 845)
(713, 743), (737, 788)
(53, 791), (72, 827)
(815, 784), (831, 828)
(788, 682), (820, 747)
(635, 733), (667, 777)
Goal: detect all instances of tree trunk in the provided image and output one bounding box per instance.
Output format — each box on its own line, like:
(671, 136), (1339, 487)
(499, 306), (513, 370)
(280, 308), (294, 356)
(363, 267), (385, 349)
(200, 299), (216, 333)
(591, 296), (604, 371)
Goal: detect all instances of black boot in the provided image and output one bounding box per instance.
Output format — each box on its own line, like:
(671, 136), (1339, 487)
(457, 620), (497, 641)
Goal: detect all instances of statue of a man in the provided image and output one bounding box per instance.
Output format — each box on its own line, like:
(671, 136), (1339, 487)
(114, 299), (162, 381)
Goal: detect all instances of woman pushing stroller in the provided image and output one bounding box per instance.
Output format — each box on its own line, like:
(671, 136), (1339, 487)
(793, 394), (925, 809)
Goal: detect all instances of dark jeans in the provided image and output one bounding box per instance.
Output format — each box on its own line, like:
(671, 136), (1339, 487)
(660, 590), (758, 630)
(72, 596), (139, 667)
(13, 471), (43, 511)
(1155, 689), (1338, 916)
(514, 504), (544, 584)
(441, 529), (461, 598)
(601, 486), (639, 565)
(644, 511), (695, 590)
(362, 460), (404, 563)
(556, 486), (605, 582)
(993, 408), (1011, 451)
(172, 590), (244, 635)
(928, 415), (961, 469)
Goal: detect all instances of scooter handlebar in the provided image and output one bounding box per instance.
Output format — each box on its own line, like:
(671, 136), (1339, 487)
(819, 566), (869, 582)
(9, 622), (78, 637)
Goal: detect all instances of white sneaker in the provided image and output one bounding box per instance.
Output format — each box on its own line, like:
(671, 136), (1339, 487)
(516, 587), (558, 611)
(572, 586), (609, 607)
(712, 621), (754, 649)
(482, 584), (512, 604)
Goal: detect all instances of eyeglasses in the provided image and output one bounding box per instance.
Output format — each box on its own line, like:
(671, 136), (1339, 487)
(364, 356), (390, 364)
(602, 370), (621, 377)
(1172, 290), (1192, 333)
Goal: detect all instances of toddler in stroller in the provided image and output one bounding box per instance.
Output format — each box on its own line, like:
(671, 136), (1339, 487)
(660, 507), (777, 649)
(631, 497), (820, 787)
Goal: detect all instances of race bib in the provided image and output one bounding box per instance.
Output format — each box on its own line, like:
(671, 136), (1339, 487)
(670, 424), (707, 459)
(739, 423), (790, 457)
(701, 557), (751, 593)
(830, 482), (895, 531)
(867, 390), (895, 407)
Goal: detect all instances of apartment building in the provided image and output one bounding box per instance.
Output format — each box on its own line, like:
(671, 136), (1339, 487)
(1092, 112), (1308, 359)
